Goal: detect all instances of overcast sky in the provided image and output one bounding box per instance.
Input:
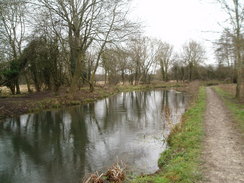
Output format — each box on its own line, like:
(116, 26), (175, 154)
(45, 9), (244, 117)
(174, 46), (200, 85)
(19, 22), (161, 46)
(130, 0), (228, 65)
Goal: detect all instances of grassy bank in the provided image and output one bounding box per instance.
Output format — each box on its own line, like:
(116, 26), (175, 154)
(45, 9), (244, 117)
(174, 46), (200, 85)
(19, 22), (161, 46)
(131, 87), (206, 183)
(214, 86), (244, 132)
(0, 83), (185, 119)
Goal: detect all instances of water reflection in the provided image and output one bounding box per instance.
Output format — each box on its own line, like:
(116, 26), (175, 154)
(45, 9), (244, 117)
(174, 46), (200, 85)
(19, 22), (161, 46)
(0, 90), (187, 183)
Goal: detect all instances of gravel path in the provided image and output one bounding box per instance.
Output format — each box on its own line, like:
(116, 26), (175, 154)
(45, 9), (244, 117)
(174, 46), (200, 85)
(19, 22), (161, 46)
(201, 87), (244, 183)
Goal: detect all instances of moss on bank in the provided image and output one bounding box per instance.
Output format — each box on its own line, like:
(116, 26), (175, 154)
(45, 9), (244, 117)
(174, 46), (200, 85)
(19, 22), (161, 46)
(214, 86), (244, 132)
(131, 87), (206, 183)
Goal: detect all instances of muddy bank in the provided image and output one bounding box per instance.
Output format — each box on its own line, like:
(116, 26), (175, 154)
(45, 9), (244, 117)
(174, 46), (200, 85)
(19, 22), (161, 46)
(0, 83), (185, 120)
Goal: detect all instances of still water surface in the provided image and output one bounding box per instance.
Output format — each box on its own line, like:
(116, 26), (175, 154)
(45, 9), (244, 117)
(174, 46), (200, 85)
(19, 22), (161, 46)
(0, 90), (188, 183)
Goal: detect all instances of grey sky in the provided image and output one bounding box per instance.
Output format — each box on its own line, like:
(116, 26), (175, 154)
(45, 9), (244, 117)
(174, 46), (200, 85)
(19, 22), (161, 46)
(130, 0), (228, 64)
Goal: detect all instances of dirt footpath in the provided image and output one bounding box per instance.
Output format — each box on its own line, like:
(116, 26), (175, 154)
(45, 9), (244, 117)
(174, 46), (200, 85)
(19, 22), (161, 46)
(201, 87), (244, 182)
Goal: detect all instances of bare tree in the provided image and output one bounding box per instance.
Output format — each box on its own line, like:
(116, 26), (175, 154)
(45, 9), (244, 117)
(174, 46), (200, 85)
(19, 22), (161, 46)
(0, 0), (27, 94)
(214, 30), (235, 81)
(127, 36), (159, 84)
(217, 0), (244, 99)
(101, 46), (130, 85)
(38, 0), (136, 93)
(181, 40), (206, 81)
(215, 30), (235, 67)
(156, 41), (174, 81)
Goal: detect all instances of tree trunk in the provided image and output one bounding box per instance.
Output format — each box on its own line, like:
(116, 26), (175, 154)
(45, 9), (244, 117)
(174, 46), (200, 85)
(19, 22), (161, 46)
(9, 84), (15, 95)
(15, 78), (21, 94)
(121, 70), (125, 85)
(104, 71), (107, 84)
(33, 72), (40, 92)
(24, 73), (32, 93)
(70, 53), (82, 95)
(161, 67), (165, 81)
(165, 68), (168, 81)
(89, 82), (94, 92)
(234, 0), (242, 99)
(189, 63), (193, 81)
(235, 49), (241, 98)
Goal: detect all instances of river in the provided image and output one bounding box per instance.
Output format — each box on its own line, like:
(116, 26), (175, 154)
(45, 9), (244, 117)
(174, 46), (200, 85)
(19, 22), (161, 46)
(0, 89), (188, 183)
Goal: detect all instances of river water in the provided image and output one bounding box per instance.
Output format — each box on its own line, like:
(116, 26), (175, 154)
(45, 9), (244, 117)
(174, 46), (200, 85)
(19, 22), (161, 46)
(0, 89), (188, 183)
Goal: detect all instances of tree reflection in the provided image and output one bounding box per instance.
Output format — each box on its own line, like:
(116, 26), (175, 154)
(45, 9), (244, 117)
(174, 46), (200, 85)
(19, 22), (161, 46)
(0, 90), (188, 183)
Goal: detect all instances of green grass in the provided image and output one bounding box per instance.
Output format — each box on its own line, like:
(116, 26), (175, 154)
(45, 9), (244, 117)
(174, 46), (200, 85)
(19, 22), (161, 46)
(131, 87), (206, 183)
(214, 86), (244, 132)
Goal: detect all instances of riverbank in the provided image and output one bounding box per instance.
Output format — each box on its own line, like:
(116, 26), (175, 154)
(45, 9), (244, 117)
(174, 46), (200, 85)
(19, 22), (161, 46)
(0, 83), (185, 120)
(131, 87), (206, 183)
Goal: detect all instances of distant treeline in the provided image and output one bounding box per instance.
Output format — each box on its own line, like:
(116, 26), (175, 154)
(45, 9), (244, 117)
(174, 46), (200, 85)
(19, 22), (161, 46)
(0, 0), (243, 96)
